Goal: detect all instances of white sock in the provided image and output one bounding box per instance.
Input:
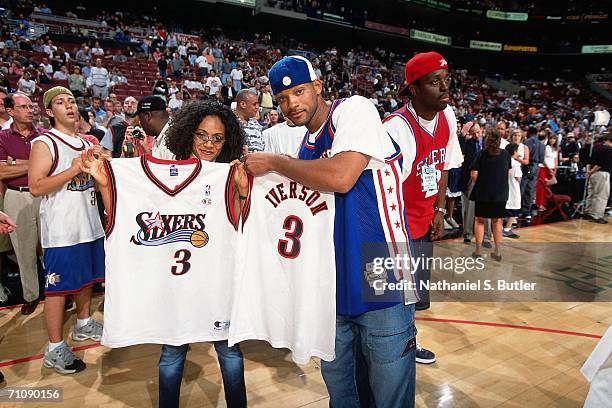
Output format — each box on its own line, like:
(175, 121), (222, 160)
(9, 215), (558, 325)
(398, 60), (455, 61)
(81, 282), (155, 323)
(48, 341), (64, 352)
(503, 228), (511, 232)
(76, 317), (91, 328)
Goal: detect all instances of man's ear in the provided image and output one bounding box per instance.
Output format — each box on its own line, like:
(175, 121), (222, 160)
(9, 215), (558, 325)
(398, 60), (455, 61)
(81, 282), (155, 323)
(313, 79), (323, 96)
(409, 84), (417, 98)
(46, 108), (54, 118)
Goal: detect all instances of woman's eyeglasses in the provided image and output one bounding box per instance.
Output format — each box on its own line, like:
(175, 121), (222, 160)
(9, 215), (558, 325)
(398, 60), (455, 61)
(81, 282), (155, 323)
(194, 132), (225, 145)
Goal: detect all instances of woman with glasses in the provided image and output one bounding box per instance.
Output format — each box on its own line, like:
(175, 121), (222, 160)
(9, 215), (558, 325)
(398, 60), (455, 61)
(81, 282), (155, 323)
(81, 100), (248, 408)
(157, 100), (248, 408)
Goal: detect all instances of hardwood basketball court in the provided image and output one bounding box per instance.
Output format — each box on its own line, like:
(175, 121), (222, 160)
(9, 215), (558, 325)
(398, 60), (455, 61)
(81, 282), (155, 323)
(0, 219), (610, 407)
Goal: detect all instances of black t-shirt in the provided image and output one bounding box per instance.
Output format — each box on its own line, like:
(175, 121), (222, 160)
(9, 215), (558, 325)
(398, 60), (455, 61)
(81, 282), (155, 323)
(153, 80), (168, 95)
(590, 144), (611, 173)
(87, 128), (106, 142)
(470, 149), (511, 203)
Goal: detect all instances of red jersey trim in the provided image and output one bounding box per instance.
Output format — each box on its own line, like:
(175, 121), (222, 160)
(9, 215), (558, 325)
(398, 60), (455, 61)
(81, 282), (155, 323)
(104, 161), (117, 237)
(44, 130), (87, 151)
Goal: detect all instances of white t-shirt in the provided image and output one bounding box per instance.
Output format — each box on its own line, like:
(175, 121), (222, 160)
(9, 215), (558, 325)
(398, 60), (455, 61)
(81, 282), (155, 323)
(230, 68), (243, 81)
(195, 55), (209, 69)
(384, 103), (463, 181)
(41, 63), (53, 75)
(152, 121), (174, 160)
(168, 97), (183, 111)
(544, 145), (557, 169)
(308, 95), (395, 170)
(263, 122), (307, 158)
(205, 76), (222, 95)
(506, 158), (522, 210)
(1, 117), (13, 130)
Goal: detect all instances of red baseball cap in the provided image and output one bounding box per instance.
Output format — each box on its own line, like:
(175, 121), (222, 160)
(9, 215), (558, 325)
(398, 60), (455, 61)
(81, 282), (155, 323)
(398, 51), (449, 96)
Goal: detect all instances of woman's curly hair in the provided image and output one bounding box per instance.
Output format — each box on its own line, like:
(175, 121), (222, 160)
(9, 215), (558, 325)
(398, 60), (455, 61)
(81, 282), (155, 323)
(164, 100), (245, 163)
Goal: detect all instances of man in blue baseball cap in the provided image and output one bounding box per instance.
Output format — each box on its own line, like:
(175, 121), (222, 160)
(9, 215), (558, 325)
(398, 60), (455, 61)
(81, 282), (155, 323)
(244, 56), (418, 407)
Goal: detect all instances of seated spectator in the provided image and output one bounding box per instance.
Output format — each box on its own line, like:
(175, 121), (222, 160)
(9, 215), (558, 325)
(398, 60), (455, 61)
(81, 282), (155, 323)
(168, 92), (184, 113)
(76, 45), (92, 67)
(219, 78), (235, 106)
(42, 39), (57, 57)
(110, 68), (128, 87)
(77, 108), (106, 142)
(92, 41), (104, 56)
(51, 47), (70, 72)
(53, 65), (69, 81)
(9, 62), (24, 77)
(152, 73), (169, 98)
(170, 53), (184, 79)
(69, 66), (87, 97)
(112, 50), (128, 63)
(32, 38), (45, 53)
(17, 72), (40, 96)
(35, 65), (53, 84)
(38, 57), (54, 76)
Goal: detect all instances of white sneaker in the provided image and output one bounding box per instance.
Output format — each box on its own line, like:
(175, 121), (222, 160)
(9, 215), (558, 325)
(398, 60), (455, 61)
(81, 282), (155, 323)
(447, 218), (460, 229)
(443, 219), (453, 230)
(0, 284), (10, 303)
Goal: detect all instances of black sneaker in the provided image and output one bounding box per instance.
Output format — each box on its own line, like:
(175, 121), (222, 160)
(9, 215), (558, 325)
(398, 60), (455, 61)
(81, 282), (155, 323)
(0, 370), (4, 383)
(502, 230), (520, 239)
(482, 241), (493, 249)
(463, 237), (471, 244)
(592, 218), (609, 224)
(416, 343), (436, 364)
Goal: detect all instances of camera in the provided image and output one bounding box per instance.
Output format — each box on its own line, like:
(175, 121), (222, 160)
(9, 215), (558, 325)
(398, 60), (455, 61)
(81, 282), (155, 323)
(132, 126), (145, 139)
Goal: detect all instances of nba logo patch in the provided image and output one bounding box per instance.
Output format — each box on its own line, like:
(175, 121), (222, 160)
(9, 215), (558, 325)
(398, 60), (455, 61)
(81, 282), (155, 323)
(204, 185), (211, 196)
(169, 165), (179, 177)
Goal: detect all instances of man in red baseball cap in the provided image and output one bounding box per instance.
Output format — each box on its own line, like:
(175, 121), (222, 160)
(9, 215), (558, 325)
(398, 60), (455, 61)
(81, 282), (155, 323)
(385, 51), (464, 364)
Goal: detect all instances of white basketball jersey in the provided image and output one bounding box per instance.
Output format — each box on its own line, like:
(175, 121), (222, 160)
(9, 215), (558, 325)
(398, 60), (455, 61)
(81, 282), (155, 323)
(102, 156), (239, 348)
(33, 129), (104, 248)
(228, 173), (336, 364)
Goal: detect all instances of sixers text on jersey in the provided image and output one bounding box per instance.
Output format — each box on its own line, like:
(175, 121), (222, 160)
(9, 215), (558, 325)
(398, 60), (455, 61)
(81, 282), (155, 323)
(130, 211), (210, 248)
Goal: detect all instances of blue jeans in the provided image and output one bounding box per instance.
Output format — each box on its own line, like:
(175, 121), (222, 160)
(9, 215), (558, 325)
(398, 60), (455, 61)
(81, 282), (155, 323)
(158, 341), (246, 408)
(321, 303), (416, 408)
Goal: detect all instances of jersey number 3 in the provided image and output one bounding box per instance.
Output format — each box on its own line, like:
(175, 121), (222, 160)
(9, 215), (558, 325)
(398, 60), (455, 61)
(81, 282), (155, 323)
(278, 215), (303, 259)
(171, 249), (191, 275)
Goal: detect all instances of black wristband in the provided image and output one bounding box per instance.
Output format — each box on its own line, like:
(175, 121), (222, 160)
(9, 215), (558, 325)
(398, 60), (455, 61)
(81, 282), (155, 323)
(239, 195), (247, 200)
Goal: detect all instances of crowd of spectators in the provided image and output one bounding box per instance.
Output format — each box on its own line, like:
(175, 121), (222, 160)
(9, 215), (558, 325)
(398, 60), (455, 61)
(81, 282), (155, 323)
(0, 1), (609, 310)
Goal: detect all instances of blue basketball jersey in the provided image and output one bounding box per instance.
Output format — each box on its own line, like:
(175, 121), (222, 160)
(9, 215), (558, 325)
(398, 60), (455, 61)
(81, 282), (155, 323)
(298, 99), (418, 316)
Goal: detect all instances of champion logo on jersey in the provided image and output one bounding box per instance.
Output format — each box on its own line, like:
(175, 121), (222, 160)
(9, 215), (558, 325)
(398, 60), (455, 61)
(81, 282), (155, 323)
(169, 165), (179, 177)
(130, 211), (210, 248)
(213, 320), (230, 331)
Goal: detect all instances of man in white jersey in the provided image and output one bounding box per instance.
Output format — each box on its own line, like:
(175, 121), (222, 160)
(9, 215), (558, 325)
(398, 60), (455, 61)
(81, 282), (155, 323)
(29, 87), (105, 374)
(262, 117), (307, 157)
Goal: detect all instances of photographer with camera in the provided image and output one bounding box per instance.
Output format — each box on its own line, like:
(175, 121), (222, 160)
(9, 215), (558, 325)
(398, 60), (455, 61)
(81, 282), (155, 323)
(100, 96), (138, 158)
(124, 96), (172, 159)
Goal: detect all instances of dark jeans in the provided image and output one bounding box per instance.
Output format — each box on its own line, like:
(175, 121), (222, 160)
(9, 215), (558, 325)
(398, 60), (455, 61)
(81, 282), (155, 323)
(322, 303), (416, 408)
(520, 163), (539, 215)
(158, 341), (246, 408)
(412, 232), (433, 311)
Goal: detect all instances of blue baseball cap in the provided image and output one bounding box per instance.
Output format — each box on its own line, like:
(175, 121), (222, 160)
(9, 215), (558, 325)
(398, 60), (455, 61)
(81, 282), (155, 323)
(268, 56), (318, 95)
